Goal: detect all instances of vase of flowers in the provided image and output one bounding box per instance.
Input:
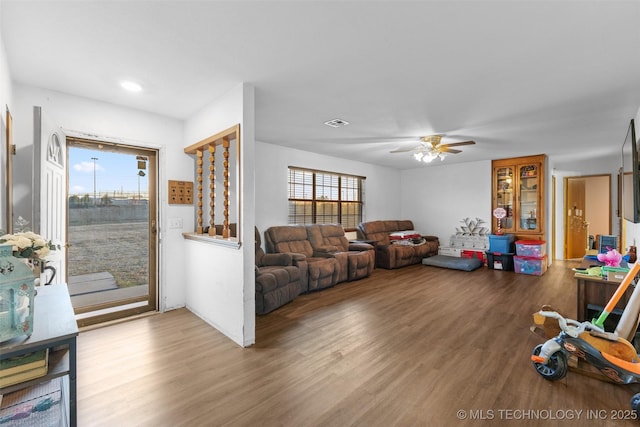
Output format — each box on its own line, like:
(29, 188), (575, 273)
(0, 231), (58, 279)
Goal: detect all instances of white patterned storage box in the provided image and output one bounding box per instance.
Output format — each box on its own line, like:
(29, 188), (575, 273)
(449, 235), (490, 250)
(438, 247), (462, 257)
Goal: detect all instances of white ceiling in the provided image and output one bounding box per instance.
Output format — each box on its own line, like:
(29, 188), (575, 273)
(3, 1), (640, 169)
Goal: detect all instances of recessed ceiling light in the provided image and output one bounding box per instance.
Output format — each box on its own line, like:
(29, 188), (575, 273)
(120, 80), (143, 92)
(324, 118), (350, 128)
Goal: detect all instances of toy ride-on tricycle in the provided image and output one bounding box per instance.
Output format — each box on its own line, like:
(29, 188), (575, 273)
(530, 262), (640, 414)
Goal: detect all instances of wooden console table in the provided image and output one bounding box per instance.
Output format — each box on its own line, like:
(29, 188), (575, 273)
(575, 273), (634, 323)
(0, 283), (79, 426)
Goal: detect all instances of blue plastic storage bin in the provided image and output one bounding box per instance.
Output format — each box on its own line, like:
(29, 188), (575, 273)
(488, 234), (515, 253)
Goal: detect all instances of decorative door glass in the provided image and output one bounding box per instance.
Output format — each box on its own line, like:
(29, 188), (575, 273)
(495, 166), (514, 230)
(519, 164), (539, 231)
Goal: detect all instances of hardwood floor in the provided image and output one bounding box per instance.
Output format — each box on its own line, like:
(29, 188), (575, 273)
(77, 261), (640, 426)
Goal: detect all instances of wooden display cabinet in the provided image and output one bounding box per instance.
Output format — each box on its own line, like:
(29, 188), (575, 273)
(491, 154), (547, 241)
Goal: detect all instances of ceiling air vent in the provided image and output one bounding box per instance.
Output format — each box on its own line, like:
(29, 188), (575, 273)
(324, 118), (350, 128)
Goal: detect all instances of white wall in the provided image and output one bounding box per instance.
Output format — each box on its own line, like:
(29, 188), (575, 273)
(11, 84), (187, 311)
(399, 155), (624, 262)
(183, 83), (255, 347)
(623, 107), (640, 250)
(0, 3), (11, 115)
(400, 160), (492, 244)
(585, 176), (611, 237)
(0, 9), (12, 232)
(254, 141), (402, 234)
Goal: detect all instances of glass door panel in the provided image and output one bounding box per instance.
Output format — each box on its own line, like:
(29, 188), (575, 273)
(496, 166), (514, 230)
(67, 139), (157, 326)
(518, 164), (539, 232)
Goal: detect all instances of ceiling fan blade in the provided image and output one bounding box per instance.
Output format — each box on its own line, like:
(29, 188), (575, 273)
(440, 140), (476, 148)
(439, 148), (462, 154)
(390, 145), (421, 153)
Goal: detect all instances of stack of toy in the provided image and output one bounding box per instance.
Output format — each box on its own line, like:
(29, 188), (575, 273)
(485, 234), (516, 271)
(514, 240), (547, 275)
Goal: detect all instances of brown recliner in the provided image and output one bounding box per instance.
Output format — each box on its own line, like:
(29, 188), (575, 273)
(306, 224), (374, 282)
(255, 227), (302, 314)
(357, 220), (439, 269)
(213, 223), (237, 237)
(264, 225), (339, 293)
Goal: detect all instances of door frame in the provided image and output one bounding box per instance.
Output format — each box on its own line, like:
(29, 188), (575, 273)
(563, 174), (612, 259)
(3, 107), (13, 233)
(66, 137), (159, 326)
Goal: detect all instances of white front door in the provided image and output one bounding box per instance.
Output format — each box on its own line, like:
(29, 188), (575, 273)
(34, 106), (67, 284)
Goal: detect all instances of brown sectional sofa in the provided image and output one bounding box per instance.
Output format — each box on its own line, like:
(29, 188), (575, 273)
(356, 220), (439, 269)
(264, 224), (375, 292)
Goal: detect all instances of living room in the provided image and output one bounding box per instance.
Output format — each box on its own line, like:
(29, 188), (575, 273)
(2, 1), (640, 425)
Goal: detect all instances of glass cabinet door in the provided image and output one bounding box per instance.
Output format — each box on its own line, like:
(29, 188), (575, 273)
(518, 164), (539, 232)
(495, 166), (514, 231)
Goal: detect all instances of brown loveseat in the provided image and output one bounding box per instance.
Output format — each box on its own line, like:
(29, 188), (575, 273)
(264, 225), (340, 292)
(356, 220), (439, 269)
(306, 224), (375, 283)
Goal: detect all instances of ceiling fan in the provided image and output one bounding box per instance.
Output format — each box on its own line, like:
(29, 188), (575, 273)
(390, 135), (475, 162)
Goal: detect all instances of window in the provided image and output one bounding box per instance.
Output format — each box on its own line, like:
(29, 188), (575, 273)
(288, 167), (365, 229)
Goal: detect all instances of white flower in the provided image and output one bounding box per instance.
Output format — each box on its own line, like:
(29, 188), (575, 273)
(0, 231), (57, 259)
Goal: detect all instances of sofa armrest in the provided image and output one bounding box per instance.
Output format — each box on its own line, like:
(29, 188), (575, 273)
(348, 242), (374, 251)
(283, 252), (305, 261)
(375, 244), (393, 269)
(313, 245), (340, 257)
(262, 253), (293, 266)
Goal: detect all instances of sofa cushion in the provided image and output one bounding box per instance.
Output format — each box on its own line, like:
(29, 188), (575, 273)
(307, 224), (350, 252)
(265, 225), (314, 258)
(306, 257), (339, 291)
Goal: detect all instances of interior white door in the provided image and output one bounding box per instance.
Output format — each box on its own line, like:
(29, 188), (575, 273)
(33, 106), (67, 284)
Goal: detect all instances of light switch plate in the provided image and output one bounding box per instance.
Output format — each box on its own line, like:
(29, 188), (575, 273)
(169, 218), (183, 229)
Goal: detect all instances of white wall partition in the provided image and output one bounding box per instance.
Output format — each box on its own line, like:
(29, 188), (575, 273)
(0, 4), (12, 114)
(182, 83), (255, 347)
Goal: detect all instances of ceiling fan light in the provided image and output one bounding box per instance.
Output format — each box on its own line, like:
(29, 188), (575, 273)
(422, 154), (434, 163)
(120, 80), (143, 92)
(414, 152), (424, 161)
(438, 152), (447, 161)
